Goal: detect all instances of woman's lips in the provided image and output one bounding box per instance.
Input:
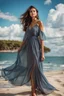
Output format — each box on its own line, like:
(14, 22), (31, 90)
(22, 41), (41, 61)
(32, 14), (35, 16)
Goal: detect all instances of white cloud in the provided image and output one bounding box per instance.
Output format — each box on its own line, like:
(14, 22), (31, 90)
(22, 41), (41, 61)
(44, 26), (64, 38)
(46, 3), (64, 28)
(45, 37), (64, 56)
(45, 3), (64, 38)
(44, 3), (64, 56)
(0, 24), (24, 41)
(0, 10), (18, 21)
(44, 0), (52, 5)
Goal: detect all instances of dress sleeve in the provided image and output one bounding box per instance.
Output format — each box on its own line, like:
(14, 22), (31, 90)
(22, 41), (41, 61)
(38, 28), (46, 41)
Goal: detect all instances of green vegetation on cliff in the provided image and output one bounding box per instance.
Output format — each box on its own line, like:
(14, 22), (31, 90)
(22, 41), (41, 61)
(0, 40), (50, 53)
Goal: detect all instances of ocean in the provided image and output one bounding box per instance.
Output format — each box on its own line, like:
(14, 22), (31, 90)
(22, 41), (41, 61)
(0, 52), (64, 76)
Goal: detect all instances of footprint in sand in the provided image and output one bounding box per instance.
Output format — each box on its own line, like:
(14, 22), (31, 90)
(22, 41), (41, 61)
(61, 83), (64, 87)
(56, 79), (61, 83)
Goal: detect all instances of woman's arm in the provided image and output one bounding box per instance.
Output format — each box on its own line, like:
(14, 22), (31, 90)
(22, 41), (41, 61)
(39, 21), (45, 61)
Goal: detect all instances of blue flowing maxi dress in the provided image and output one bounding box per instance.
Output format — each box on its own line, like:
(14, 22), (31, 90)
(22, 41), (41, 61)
(1, 24), (56, 95)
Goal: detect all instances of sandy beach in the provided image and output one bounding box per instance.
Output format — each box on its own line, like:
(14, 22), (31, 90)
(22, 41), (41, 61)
(0, 50), (18, 52)
(0, 70), (64, 96)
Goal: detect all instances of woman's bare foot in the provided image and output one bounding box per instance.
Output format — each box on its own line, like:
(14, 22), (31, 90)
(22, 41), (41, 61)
(31, 87), (37, 96)
(32, 92), (36, 96)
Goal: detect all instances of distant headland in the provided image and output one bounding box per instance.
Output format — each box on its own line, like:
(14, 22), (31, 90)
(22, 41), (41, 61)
(0, 40), (50, 53)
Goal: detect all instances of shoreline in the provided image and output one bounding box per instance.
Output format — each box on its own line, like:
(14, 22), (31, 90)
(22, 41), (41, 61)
(0, 50), (18, 52)
(0, 70), (64, 96)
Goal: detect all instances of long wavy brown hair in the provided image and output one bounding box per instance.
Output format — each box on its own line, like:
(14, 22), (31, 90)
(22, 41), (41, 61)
(20, 5), (39, 32)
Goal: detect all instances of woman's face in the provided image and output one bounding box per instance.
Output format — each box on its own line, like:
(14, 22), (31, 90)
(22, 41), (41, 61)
(29, 8), (37, 18)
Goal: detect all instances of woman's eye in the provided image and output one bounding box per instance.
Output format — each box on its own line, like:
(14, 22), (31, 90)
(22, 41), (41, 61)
(33, 10), (35, 12)
(30, 11), (32, 13)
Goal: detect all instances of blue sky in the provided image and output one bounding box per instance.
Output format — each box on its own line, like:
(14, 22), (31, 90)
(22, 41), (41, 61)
(0, 0), (64, 56)
(0, 0), (64, 26)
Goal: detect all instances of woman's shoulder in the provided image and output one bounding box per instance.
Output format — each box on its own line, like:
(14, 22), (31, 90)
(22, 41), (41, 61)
(37, 20), (43, 24)
(37, 20), (44, 31)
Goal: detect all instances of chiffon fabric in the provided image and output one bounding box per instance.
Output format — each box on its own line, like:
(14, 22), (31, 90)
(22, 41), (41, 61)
(1, 24), (56, 95)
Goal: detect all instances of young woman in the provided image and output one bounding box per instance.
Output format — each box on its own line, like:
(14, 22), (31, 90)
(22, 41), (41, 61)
(1, 5), (57, 96)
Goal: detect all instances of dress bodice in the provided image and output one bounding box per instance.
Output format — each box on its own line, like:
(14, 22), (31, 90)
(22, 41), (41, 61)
(27, 24), (39, 37)
(23, 24), (39, 41)
(23, 24), (46, 42)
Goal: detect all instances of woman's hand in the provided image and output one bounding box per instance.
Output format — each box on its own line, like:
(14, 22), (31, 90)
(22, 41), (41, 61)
(18, 41), (26, 52)
(18, 46), (22, 52)
(41, 55), (45, 61)
(18, 48), (21, 52)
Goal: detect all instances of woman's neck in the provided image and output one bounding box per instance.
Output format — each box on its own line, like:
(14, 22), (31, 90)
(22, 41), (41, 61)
(32, 18), (37, 23)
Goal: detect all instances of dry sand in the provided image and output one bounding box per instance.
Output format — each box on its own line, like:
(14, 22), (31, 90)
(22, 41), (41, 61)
(0, 70), (64, 96)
